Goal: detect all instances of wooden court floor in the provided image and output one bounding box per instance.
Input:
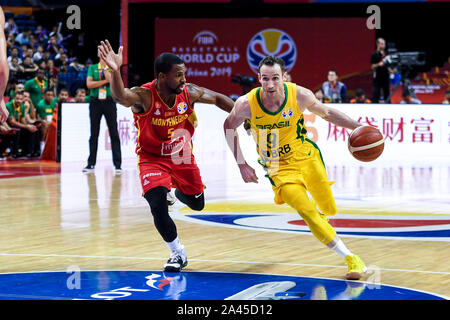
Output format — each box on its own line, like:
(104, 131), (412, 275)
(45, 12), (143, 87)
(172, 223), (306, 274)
(0, 159), (449, 299)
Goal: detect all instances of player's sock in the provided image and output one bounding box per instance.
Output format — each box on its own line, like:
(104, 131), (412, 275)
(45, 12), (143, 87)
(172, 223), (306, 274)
(327, 236), (354, 259)
(166, 236), (183, 253)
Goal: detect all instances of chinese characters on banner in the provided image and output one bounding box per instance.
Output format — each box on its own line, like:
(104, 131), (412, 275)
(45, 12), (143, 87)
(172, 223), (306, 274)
(301, 104), (450, 163)
(325, 116), (434, 144)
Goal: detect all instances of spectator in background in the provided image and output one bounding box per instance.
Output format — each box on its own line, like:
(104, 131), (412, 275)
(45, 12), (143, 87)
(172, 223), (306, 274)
(35, 25), (48, 43)
(56, 88), (70, 103)
(69, 58), (84, 72)
(6, 33), (15, 52)
(47, 35), (60, 60)
(36, 88), (56, 151)
(6, 91), (40, 158)
(371, 38), (393, 103)
(33, 44), (44, 63)
(401, 89), (421, 104)
(442, 90), (450, 104)
(322, 69), (347, 103)
(24, 68), (48, 108)
(23, 91), (37, 122)
(19, 44), (28, 59)
(4, 17), (18, 35)
(74, 88), (87, 102)
(46, 59), (58, 79)
(15, 28), (32, 45)
(9, 56), (24, 81)
(9, 82), (24, 100)
(42, 50), (51, 64)
(7, 47), (22, 67)
(314, 88), (324, 102)
(350, 89), (372, 103)
(56, 53), (69, 74)
(21, 56), (39, 80)
(49, 23), (64, 44)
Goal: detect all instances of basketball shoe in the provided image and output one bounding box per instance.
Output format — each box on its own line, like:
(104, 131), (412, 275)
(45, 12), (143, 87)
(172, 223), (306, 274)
(163, 246), (188, 272)
(82, 165), (95, 173)
(345, 255), (367, 280)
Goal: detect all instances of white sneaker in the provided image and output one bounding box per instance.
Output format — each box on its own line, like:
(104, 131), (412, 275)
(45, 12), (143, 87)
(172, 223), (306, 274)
(163, 246), (187, 272)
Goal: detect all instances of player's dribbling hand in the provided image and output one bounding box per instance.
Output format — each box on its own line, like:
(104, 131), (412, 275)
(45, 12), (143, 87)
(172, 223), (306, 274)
(97, 39), (123, 72)
(238, 163), (258, 183)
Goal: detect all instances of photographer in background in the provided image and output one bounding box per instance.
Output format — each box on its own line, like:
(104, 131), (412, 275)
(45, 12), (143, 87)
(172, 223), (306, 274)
(370, 38), (393, 103)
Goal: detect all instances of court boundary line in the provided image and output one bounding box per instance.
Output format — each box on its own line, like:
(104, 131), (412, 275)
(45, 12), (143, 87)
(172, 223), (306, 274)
(1, 252), (449, 276)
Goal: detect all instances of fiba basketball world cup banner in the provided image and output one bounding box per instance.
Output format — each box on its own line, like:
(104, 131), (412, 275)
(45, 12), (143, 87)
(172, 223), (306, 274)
(154, 18), (374, 97)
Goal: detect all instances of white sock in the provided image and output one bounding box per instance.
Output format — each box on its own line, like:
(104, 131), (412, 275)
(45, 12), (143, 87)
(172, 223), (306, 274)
(166, 237), (183, 253)
(328, 237), (353, 259)
(40, 141), (45, 152)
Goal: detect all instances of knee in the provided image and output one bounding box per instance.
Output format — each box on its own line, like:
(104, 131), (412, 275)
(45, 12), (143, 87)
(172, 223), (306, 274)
(319, 201), (337, 216)
(144, 186), (168, 215)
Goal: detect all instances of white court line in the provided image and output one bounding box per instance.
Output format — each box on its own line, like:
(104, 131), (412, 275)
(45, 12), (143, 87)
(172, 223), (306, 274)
(1, 252), (449, 276)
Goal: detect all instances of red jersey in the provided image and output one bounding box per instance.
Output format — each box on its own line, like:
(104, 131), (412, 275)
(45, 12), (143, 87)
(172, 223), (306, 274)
(134, 80), (197, 158)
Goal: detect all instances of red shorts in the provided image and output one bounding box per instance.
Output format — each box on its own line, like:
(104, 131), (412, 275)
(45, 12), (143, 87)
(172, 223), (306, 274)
(138, 152), (205, 197)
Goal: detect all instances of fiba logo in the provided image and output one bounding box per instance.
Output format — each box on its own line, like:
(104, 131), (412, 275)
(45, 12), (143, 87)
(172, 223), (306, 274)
(247, 28), (297, 74)
(282, 108), (293, 119)
(193, 30), (218, 45)
(177, 102), (188, 114)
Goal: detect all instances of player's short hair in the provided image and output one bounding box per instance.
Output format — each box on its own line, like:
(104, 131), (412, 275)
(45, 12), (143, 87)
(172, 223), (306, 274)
(154, 52), (184, 76)
(258, 56), (286, 73)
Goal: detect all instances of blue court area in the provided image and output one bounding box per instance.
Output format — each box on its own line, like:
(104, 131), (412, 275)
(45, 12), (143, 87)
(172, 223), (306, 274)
(0, 271), (444, 300)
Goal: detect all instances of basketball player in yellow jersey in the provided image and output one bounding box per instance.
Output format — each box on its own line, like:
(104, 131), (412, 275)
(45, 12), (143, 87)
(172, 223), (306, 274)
(224, 56), (367, 280)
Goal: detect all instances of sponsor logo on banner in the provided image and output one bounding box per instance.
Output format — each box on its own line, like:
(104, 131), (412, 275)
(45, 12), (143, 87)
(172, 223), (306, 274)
(247, 28), (297, 74)
(171, 30), (240, 78)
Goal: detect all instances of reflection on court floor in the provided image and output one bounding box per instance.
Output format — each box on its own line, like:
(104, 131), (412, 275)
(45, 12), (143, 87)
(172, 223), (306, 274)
(0, 270), (445, 300)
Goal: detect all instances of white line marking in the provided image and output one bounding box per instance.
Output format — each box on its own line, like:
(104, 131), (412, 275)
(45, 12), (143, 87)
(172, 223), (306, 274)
(0, 252), (448, 275)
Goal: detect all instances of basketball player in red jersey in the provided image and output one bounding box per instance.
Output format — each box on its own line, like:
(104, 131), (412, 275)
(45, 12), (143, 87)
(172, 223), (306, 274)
(98, 40), (234, 272)
(0, 7), (10, 123)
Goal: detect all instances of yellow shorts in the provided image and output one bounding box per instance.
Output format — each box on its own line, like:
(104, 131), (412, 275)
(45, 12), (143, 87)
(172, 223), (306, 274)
(263, 139), (336, 214)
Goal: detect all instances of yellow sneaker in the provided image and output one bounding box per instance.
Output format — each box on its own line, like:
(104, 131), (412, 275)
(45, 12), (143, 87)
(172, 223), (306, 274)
(345, 255), (367, 280)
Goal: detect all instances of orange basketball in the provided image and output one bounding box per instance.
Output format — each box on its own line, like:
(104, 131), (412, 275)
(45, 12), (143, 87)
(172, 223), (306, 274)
(348, 126), (384, 162)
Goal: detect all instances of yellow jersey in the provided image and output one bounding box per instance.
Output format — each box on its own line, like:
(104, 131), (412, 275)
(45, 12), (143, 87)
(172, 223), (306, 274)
(248, 82), (309, 168)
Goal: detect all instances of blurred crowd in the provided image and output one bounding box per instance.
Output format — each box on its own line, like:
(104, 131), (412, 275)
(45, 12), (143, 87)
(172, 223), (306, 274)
(1, 11), (91, 160)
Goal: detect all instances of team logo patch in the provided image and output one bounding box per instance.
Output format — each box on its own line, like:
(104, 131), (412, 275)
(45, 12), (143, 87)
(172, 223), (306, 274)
(0, 270), (444, 300)
(247, 28), (297, 74)
(282, 108), (293, 119)
(177, 102), (188, 114)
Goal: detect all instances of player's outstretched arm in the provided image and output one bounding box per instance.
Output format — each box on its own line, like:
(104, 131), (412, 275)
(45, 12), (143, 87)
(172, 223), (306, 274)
(187, 83), (234, 113)
(298, 86), (361, 130)
(223, 95), (258, 183)
(97, 40), (149, 112)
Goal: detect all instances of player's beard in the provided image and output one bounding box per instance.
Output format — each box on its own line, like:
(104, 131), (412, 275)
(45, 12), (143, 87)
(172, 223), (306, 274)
(171, 83), (184, 95)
